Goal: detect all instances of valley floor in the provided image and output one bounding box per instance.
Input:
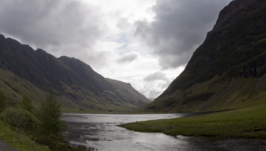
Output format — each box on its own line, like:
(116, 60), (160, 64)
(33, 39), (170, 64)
(120, 104), (266, 138)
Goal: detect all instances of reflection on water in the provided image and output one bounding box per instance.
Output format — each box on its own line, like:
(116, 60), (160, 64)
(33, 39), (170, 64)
(62, 113), (266, 151)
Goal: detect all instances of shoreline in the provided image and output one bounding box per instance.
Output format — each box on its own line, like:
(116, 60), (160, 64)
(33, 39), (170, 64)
(119, 105), (266, 139)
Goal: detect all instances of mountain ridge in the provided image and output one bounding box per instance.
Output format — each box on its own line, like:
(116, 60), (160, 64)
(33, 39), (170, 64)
(143, 0), (266, 112)
(0, 34), (149, 112)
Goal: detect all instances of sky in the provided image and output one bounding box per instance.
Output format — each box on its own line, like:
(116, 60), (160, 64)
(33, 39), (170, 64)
(0, 0), (232, 98)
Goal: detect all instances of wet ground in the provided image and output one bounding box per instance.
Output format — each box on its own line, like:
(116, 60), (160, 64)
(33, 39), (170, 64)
(62, 113), (266, 151)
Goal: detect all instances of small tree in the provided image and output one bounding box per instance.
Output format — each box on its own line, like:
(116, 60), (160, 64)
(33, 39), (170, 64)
(0, 91), (7, 113)
(37, 91), (66, 135)
(20, 95), (34, 113)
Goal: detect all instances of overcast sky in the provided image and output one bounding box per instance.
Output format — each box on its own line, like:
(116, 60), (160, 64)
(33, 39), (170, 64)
(0, 0), (231, 98)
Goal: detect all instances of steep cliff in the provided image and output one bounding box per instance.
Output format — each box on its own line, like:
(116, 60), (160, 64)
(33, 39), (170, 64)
(143, 0), (266, 112)
(0, 34), (149, 112)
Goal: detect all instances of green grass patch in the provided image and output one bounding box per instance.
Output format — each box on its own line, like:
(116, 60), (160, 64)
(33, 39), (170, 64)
(0, 120), (50, 151)
(120, 105), (266, 138)
(61, 106), (137, 114)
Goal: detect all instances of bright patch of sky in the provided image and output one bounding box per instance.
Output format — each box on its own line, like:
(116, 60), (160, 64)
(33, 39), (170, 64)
(80, 0), (182, 98)
(0, 0), (231, 98)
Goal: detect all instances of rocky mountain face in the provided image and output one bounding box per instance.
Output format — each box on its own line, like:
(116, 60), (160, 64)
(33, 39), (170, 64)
(0, 34), (149, 112)
(143, 0), (266, 112)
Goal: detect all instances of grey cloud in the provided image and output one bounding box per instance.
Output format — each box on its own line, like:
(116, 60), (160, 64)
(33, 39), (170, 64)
(117, 18), (130, 30)
(159, 80), (171, 89)
(0, 0), (107, 68)
(138, 73), (171, 98)
(117, 53), (138, 64)
(147, 89), (162, 99)
(81, 50), (111, 69)
(135, 0), (231, 69)
(138, 86), (162, 98)
(144, 71), (168, 82)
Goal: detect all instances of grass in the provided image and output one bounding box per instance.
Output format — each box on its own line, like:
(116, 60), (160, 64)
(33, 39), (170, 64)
(143, 76), (266, 113)
(120, 104), (266, 138)
(61, 106), (138, 114)
(0, 120), (51, 151)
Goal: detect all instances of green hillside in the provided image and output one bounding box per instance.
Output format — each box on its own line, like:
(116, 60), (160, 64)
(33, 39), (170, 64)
(142, 0), (266, 113)
(0, 35), (149, 112)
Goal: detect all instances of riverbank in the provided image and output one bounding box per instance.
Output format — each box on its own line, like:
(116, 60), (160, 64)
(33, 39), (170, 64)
(0, 119), (94, 151)
(0, 120), (50, 151)
(120, 104), (266, 138)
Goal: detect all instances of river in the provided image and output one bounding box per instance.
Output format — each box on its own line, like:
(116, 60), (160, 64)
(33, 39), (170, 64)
(62, 113), (266, 151)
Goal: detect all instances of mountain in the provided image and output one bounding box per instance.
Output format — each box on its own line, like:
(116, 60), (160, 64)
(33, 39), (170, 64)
(147, 98), (155, 102)
(143, 0), (266, 113)
(0, 34), (149, 112)
(105, 78), (149, 106)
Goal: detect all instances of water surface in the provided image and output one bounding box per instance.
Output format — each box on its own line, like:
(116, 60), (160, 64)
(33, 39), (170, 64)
(62, 113), (266, 151)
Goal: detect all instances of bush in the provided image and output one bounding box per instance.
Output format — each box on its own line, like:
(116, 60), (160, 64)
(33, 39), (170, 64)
(0, 91), (7, 113)
(37, 91), (66, 135)
(20, 95), (34, 113)
(0, 107), (41, 131)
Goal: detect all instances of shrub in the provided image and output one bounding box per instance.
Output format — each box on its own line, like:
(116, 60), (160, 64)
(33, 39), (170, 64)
(20, 95), (34, 113)
(0, 107), (41, 131)
(0, 91), (7, 113)
(37, 91), (66, 135)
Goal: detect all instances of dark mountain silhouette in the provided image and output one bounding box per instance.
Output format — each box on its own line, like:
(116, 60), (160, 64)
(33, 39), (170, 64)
(143, 0), (266, 112)
(0, 34), (149, 112)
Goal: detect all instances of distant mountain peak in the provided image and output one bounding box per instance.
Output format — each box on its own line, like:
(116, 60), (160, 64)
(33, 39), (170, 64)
(0, 34), (149, 112)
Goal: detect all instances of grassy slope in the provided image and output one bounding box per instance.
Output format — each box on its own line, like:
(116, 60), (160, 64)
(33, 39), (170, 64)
(61, 106), (137, 114)
(121, 104), (266, 138)
(0, 120), (50, 151)
(144, 0), (266, 113)
(106, 78), (150, 105)
(0, 67), (139, 113)
(0, 66), (46, 107)
(142, 75), (266, 113)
